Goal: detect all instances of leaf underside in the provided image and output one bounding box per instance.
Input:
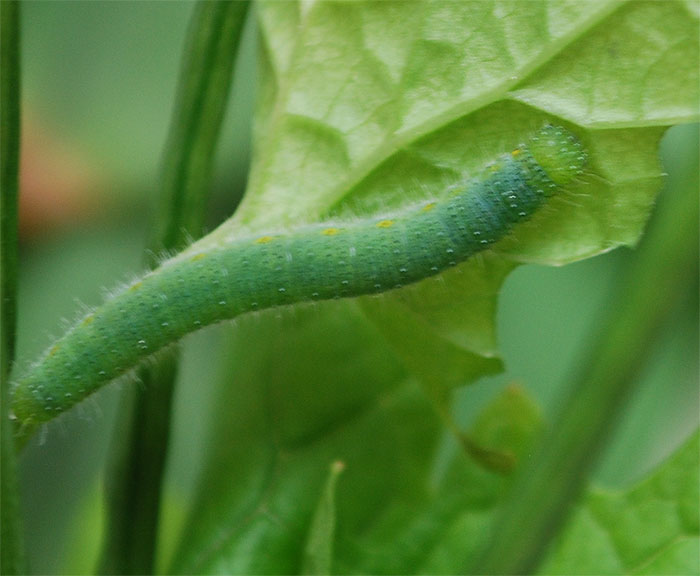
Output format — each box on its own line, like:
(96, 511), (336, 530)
(167, 1), (699, 574)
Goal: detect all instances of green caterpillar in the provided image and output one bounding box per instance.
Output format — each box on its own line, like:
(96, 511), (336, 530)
(11, 125), (586, 439)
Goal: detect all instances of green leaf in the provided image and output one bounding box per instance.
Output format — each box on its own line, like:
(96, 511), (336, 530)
(170, 1), (698, 572)
(169, 325), (542, 574)
(178, 0), (699, 396)
(204, 0), (698, 240)
(510, 1), (700, 127)
(540, 431), (700, 575)
(170, 303), (413, 573)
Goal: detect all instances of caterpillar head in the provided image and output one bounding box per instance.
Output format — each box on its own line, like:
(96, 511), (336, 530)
(528, 124), (587, 186)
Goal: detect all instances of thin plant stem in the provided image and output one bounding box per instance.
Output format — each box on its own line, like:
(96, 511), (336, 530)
(98, 2), (250, 573)
(1, 1), (25, 573)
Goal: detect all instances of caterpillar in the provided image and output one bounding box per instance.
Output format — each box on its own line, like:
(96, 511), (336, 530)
(11, 125), (586, 439)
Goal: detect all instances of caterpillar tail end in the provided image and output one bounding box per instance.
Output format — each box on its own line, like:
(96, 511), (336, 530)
(10, 380), (49, 450)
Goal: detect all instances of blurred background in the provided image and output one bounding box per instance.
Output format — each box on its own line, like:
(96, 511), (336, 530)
(13, 2), (698, 574)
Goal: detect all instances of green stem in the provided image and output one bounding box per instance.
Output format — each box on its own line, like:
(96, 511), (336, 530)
(472, 128), (700, 574)
(98, 2), (250, 574)
(0, 1), (25, 573)
(99, 357), (179, 575)
(1, 2), (25, 573)
(150, 0), (251, 257)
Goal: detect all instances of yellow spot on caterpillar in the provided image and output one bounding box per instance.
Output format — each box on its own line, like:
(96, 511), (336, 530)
(490, 163), (501, 172)
(322, 227), (340, 236)
(81, 314), (95, 326)
(255, 235), (274, 244)
(49, 345), (60, 356)
(422, 202), (436, 212)
(129, 282), (143, 291)
(377, 220), (394, 228)
(190, 253), (206, 261)
(511, 148), (521, 156)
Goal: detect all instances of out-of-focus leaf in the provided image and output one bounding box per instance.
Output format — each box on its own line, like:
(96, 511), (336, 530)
(170, 320), (542, 574)
(540, 431), (699, 575)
